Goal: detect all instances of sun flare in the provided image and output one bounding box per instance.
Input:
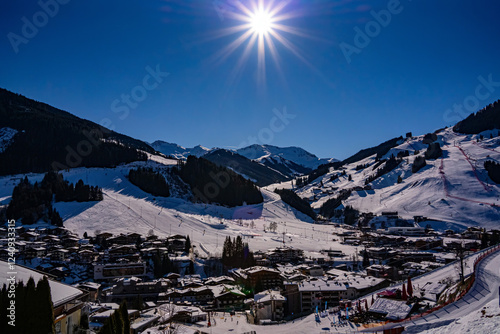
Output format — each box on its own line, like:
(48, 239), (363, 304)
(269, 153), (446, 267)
(251, 9), (273, 35)
(209, 0), (314, 86)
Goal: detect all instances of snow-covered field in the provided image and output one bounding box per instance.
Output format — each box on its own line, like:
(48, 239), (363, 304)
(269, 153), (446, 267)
(0, 161), (360, 258)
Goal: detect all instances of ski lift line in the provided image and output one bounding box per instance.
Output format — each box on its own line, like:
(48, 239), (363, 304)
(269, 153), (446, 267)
(454, 144), (490, 192)
(102, 191), (170, 235)
(439, 158), (498, 207)
(471, 140), (500, 154)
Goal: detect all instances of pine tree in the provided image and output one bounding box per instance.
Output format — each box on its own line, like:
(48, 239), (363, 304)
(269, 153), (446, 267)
(0, 284), (8, 333)
(113, 306), (124, 334)
(120, 301), (130, 333)
(362, 249), (370, 268)
(222, 237), (233, 266)
(25, 277), (37, 333)
(189, 260), (195, 275)
(185, 235), (191, 253)
(37, 276), (55, 334)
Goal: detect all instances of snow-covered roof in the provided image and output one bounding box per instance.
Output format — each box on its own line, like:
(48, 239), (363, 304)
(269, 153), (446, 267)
(0, 260), (83, 307)
(369, 298), (412, 320)
(298, 279), (346, 292)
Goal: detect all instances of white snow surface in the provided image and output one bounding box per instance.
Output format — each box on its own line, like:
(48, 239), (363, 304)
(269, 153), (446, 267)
(297, 128), (500, 229)
(150, 140), (210, 159)
(236, 144), (336, 169)
(0, 161), (360, 257)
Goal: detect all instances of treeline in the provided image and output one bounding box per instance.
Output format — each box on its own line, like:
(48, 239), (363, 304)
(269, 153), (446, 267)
(485, 160), (500, 184)
(364, 155), (402, 185)
(319, 189), (352, 218)
(454, 99), (500, 134)
(6, 172), (102, 225)
(274, 188), (316, 219)
(44, 171), (103, 202)
(0, 88), (149, 176)
(174, 156), (263, 207)
(343, 136), (403, 165)
(355, 163), (370, 171)
(129, 167), (170, 197)
(0, 276), (54, 334)
(222, 236), (255, 269)
(99, 301), (130, 334)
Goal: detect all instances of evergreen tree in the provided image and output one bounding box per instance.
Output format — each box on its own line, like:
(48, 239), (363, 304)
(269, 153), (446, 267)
(189, 260), (195, 275)
(185, 235), (191, 253)
(0, 284), (7, 334)
(37, 277), (55, 334)
(362, 249), (370, 268)
(222, 237), (233, 266)
(25, 277), (37, 333)
(119, 301), (130, 333)
(112, 306), (124, 334)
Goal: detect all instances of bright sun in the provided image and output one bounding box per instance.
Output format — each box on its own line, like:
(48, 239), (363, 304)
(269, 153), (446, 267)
(209, 0), (314, 86)
(251, 9), (273, 35)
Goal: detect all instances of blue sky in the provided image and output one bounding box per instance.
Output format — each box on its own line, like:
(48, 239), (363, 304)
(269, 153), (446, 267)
(1, 0), (500, 160)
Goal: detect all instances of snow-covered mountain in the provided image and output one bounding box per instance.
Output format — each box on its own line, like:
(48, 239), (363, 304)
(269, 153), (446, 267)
(288, 127), (500, 230)
(151, 140), (210, 159)
(236, 144), (335, 169)
(151, 141), (336, 177)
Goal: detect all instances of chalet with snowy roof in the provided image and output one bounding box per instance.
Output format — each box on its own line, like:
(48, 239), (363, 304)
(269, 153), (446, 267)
(166, 235), (187, 251)
(230, 266), (283, 291)
(103, 277), (170, 303)
(254, 290), (286, 322)
(368, 297), (415, 320)
(366, 264), (396, 279)
(210, 284), (247, 310)
(159, 286), (213, 305)
(0, 261), (86, 334)
(93, 261), (147, 281)
(204, 275), (235, 285)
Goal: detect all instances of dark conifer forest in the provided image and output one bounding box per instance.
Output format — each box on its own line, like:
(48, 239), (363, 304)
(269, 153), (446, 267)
(6, 171), (102, 225)
(0, 88), (150, 176)
(129, 167), (170, 197)
(274, 188), (316, 219)
(174, 156), (263, 207)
